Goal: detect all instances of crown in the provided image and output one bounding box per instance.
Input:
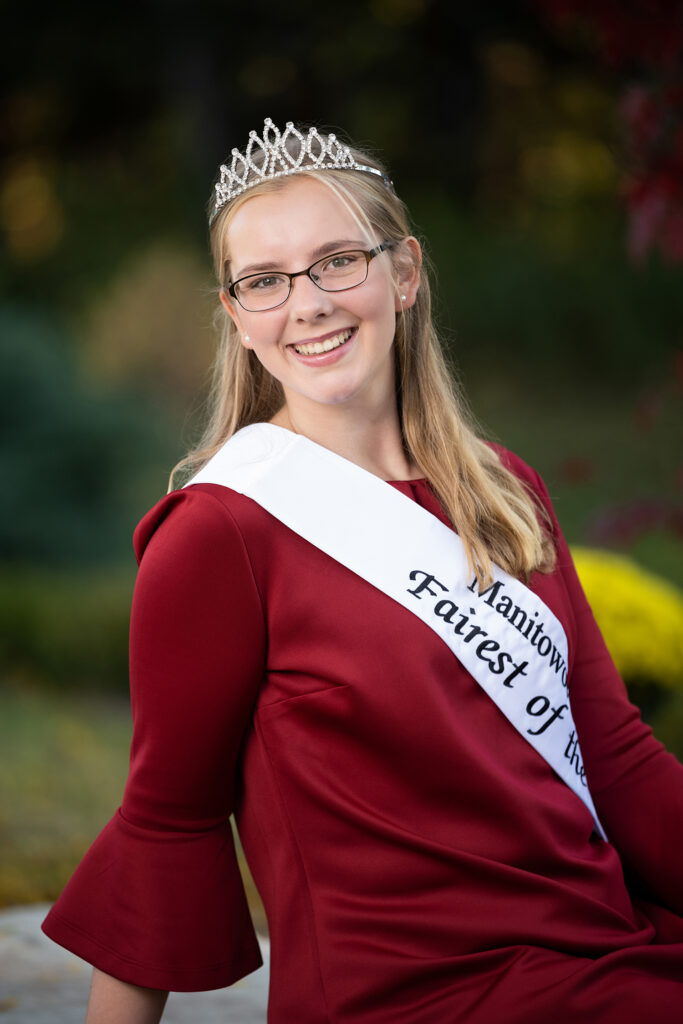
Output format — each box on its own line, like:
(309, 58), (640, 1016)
(210, 117), (393, 224)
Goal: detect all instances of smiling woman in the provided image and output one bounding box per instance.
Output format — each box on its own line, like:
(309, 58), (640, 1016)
(41, 118), (683, 1023)
(216, 176), (416, 437)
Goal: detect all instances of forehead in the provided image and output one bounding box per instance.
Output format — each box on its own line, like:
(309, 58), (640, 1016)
(226, 176), (372, 266)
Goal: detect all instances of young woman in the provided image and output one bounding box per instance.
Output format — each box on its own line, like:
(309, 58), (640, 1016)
(43, 119), (683, 1023)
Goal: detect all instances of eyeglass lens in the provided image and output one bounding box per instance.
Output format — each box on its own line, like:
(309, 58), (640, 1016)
(234, 250), (369, 311)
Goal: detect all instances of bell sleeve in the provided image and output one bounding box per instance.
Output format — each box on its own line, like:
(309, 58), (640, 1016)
(41, 485), (266, 991)
(521, 460), (683, 918)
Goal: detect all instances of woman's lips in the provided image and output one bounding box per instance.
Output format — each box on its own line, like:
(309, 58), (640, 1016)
(287, 327), (357, 365)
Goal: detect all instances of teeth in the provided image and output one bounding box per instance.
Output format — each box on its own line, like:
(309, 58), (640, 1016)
(294, 328), (353, 355)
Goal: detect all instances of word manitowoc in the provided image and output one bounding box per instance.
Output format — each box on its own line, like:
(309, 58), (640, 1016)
(467, 578), (568, 684)
(406, 571), (585, 786)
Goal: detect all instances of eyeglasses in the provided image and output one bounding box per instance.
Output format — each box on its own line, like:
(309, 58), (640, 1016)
(226, 242), (394, 312)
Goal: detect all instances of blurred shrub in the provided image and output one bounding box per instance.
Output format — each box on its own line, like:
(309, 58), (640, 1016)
(0, 566), (133, 691)
(572, 546), (683, 690)
(410, 195), (683, 386)
(0, 305), (172, 565)
(80, 242), (216, 412)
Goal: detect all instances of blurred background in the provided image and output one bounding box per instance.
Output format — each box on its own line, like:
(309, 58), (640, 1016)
(1, 0), (682, 919)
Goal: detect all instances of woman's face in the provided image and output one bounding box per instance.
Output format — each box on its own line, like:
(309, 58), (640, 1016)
(221, 176), (418, 421)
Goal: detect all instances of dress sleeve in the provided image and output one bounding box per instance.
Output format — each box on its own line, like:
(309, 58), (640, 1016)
(41, 486), (266, 991)
(525, 462), (683, 917)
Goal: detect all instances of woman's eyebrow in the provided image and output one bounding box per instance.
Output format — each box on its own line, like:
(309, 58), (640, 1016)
(233, 239), (371, 279)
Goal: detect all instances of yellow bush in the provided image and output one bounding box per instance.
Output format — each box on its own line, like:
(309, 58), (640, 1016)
(571, 547), (683, 690)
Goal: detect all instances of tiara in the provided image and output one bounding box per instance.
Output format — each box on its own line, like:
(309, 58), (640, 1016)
(210, 117), (393, 224)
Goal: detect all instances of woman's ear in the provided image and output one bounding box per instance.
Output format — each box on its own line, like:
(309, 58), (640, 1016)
(220, 288), (253, 349)
(219, 287), (237, 320)
(394, 236), (422, 312)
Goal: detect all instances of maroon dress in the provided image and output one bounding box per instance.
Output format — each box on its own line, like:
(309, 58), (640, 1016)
(42, 448), (683, 1022)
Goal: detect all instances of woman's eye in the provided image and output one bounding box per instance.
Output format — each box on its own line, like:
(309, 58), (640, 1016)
(247, 275), (284, 290)
(324, 253), (359, 271)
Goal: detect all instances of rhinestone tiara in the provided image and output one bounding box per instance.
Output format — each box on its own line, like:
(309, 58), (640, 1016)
(210, 117), (393, 224)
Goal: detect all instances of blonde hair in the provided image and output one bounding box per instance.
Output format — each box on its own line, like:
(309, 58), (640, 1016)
(172, 132), (555, 584)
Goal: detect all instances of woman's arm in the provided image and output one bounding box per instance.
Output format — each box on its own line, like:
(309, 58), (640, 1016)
(42, 486), (265, 992)
(85, 968), (169, 1024)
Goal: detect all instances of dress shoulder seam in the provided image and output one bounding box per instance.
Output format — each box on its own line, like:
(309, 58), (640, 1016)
(183, 483), (268, 631)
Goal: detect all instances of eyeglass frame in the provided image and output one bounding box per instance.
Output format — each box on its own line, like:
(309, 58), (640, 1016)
(224, 241), (395, 312)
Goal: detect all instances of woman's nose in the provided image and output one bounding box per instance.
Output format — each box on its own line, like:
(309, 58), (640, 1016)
(288, 273), (335, 320)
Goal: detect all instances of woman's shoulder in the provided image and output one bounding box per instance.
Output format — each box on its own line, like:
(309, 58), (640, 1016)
(132, 483), (267, 565)
(486, 441), (550, 500)
(484, 442), (561, 550)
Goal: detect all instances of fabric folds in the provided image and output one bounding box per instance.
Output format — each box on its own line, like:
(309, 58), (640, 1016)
(41, 808), (262, 991)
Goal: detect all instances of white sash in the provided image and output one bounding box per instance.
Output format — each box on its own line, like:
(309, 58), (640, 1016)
(187, 423), (606, 839)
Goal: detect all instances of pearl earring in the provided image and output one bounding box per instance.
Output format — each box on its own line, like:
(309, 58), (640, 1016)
(401, 295), (406, 303)
(244, 334), (250, 343)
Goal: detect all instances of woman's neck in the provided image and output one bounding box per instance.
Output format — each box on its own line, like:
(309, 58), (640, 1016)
(270, 400), (422, 482)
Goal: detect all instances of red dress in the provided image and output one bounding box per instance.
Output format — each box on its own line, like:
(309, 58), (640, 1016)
(42, 449), (683, 1022)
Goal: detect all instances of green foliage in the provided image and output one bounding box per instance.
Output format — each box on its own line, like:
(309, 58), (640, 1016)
(0, 566), (134, 692)
(648, 692), (683, 763)
(0, 306), (173, 565)
(459, 362), (681, 587)
(408, 196), (683, 387)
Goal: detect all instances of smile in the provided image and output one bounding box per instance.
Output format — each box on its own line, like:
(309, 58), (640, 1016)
(292, 328), (354, 355)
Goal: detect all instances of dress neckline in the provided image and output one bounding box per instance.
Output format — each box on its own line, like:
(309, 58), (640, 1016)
(385, 477), (428, 485)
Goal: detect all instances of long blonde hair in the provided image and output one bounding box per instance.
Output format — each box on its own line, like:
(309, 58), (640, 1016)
(172, 132), (555, 585)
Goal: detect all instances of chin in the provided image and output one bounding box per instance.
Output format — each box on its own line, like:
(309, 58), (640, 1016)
(287, 381), (362, 408)
(313, 386), (366, 407)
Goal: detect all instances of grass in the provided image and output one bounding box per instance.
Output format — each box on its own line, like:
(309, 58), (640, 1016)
(0, 683), (132, 907)
(0, 681), (267, 931)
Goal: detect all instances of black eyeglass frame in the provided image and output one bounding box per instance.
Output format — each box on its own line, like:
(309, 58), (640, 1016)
(225, 241), (395, 312)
